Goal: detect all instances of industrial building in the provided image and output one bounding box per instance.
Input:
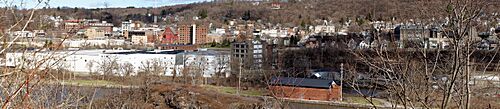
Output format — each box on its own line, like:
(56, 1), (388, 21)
(269, 77), (341, 101)
(5, 49), (230, 78)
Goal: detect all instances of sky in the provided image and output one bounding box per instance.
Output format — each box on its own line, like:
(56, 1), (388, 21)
(6, 0), (208, 9)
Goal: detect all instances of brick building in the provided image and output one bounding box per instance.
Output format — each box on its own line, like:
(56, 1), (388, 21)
(269, 77), (341, 101)
(64, 20), (85, 34)
(88, 21), (113, 33)
(161, 26), (178, 44)
(177, 24), (208, 45)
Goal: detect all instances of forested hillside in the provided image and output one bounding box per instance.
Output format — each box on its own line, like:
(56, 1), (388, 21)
(5, 0), (500, 27)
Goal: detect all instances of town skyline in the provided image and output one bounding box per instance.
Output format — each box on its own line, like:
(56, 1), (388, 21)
(0, 0), (499, 108)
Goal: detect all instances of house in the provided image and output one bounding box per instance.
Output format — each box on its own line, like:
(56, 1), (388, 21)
(10, 31), (34, 38)
(269, 77), (341, 101)
(394, 25), (457, 48)
(33, 30), (46, 37)
(271, 2), (281, 9)
(207, 33), (224, 43)
(314, 25), (336, 34)
(394, 25), (428, 41)
(477, 32), (498, 50)
(206, 28), (226, 43)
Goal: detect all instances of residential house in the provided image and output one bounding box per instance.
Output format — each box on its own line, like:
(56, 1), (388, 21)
(271, 2), (282, 9)
(314, 25), (336, 34)
(11, 31), (34, 38)
(207, 28), (227, 43)
(33, 30), (46, 37)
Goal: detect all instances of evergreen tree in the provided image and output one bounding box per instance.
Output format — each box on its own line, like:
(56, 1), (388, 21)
(242, 10), (251, 21)
(198, 9), (208, 19)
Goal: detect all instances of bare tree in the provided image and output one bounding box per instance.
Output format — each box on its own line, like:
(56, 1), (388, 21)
(86, 60), (95, 75)
(213, 53), (229, 85)
(346, 0), (495, 108)
(139, 58), (166, 76)
(97, 55), (119, 79)
(0, 0), (89, 108)
(120, 62), (134, 77)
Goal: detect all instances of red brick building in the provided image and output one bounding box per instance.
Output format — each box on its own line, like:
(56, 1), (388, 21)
(269, 77), (341, 101)
(177, 23), (208, 45)
(157, 44), (199, 51)
(88, 21), (114, 33)
(64, 20), (85, 33)
(161, 27), (178, 44)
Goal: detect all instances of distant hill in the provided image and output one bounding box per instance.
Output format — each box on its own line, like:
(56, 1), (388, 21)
(24, 0), (500, 27)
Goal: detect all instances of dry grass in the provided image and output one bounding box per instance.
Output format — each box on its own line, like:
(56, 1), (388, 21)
(343, 96), (384, 106)
(202, 85), (268, 96)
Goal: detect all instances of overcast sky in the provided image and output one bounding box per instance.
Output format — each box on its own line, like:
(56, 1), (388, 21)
(5, 0), (208, 9)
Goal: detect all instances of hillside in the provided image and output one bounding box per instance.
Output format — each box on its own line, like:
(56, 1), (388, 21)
(7, 0), (500, 28)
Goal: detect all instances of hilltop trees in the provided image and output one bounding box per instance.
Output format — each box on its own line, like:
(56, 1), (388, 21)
(198, 9), (208, 19)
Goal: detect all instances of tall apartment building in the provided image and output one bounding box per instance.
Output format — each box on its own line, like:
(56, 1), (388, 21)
(177, 24), (208, 45)
(231, 39), (266, 77)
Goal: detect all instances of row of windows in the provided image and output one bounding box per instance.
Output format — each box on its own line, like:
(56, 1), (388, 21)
(232, 54), (246, 58)
(234, 50), (247, 53)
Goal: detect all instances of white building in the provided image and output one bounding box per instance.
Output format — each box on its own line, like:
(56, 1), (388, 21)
(214, 28), (226, 35)
(262, 29), (288, 38)
(131, 35), (148, 45)
(5, 50), (230, 78)
(10, 31), (34, 38)
(63, 39), (126, 48)
(122, 21), (132, 32)
(314, 25), (336, 34)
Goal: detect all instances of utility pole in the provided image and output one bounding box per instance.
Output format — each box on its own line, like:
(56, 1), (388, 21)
(237, 57), (242, 95)
(340, 63), (343, 101)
